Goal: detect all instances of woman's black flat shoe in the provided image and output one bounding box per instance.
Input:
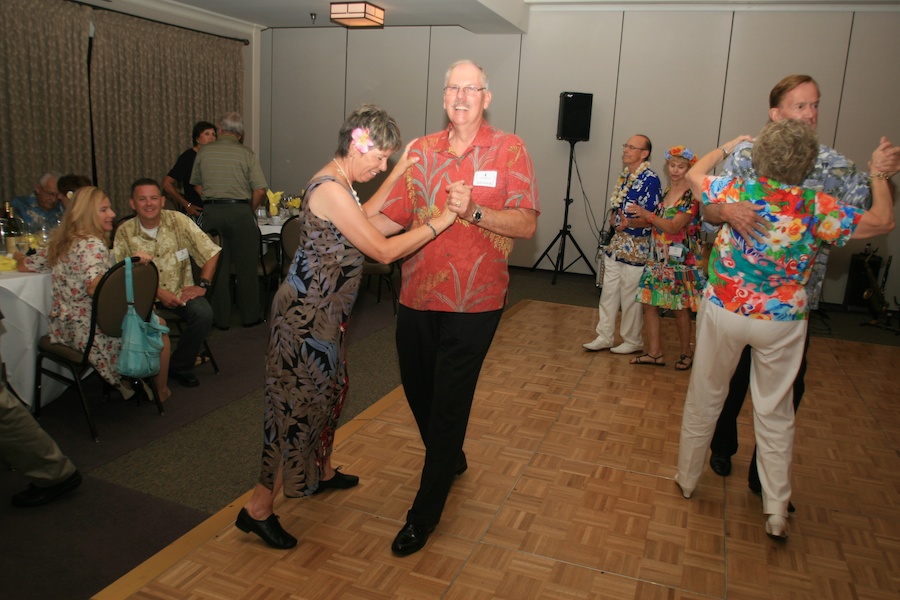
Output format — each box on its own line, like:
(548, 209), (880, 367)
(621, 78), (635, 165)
(313, 469), (359, 494)
(235, 508), (297, 549)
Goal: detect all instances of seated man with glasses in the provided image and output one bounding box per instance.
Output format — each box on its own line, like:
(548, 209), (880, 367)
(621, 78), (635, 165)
(11, 171), (65, 229)
(583, 135), (661, 354)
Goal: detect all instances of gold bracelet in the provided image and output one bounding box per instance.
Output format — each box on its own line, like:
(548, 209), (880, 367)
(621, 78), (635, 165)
(425, 222), (438, 239)
(870, 171), (890, 181)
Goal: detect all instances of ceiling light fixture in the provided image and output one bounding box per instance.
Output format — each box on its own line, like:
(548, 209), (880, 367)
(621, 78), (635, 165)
(329, 2), (384, 28)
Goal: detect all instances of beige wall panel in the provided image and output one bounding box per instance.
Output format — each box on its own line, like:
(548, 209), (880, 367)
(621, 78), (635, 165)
(346, 27), (431, 199)
(720, 12), (853, 146)
(427, 27), (524, 136)
(267, 28), (348, 194)
(614, 11), (732, 184)
(826, 12), (900, 306)
(511, 10), (623, 273)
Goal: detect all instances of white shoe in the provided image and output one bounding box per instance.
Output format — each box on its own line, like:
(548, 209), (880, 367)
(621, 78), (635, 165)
(610, 343), (642, 354)
(765, 515), (789, 540)
(583, 336), (611, 351)
(674, 478), (692, 499)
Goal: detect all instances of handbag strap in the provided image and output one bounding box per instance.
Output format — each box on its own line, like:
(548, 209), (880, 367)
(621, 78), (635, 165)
(124, 257), (135, 306)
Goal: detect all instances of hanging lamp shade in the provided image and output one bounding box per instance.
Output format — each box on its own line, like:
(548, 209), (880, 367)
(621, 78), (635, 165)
(330, 2), (385, 28)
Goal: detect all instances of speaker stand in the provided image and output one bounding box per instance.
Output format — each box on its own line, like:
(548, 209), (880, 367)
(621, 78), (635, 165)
(531, 140), (596, 284)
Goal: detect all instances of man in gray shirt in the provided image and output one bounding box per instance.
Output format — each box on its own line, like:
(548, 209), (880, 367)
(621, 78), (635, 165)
(191, 112), (267, 329)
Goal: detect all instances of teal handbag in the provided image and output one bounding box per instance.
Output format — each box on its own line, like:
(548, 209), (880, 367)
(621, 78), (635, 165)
(117, 259), (169, 379)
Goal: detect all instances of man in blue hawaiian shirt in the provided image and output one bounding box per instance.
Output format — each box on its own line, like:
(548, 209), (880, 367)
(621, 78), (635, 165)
(703, 74), (900, 494)
(583, 135), (661, 354)
(11, 171), (64, 229)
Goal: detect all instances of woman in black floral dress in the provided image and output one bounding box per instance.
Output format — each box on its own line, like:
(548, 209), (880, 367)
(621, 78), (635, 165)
(236, 105), (458, 549)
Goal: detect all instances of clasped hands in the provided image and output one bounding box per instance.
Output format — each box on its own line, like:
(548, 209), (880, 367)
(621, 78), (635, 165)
(132, 252), (205, 308)
(445, 180), (476, 222)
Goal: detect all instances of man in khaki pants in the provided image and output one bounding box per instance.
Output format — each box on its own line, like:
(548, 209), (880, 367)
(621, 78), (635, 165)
(0, 310), (81, 507)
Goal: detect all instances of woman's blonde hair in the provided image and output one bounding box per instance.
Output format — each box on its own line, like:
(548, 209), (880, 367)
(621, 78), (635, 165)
(47, 186), (111, 265)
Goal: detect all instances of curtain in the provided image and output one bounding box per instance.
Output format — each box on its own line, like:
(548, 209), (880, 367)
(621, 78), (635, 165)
(0, 0), (92, 201)
(90, 10), (243, 213)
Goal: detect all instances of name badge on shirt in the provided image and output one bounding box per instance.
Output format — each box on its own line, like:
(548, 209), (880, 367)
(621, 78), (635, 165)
(668, 245), (684, 259)
(176, 248), (189, 262)
(473, 170), (497, 188)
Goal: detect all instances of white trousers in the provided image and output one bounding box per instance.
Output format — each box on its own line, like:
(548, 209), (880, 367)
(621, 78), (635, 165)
(594, 255), (644, 347)
(675, 297), (806, 517)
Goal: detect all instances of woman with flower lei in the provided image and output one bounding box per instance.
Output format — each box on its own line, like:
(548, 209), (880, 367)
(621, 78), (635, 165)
(625, 145), (706, 370)
(236, 105), (457, 550)
(583, 134), (662, 355)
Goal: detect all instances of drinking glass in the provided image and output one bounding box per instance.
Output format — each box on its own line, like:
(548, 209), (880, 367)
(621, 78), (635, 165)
(15, 236), (31, 254)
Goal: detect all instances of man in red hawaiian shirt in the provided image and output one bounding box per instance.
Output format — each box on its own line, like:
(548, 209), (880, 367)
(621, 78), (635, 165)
(372, 59), (539, 556)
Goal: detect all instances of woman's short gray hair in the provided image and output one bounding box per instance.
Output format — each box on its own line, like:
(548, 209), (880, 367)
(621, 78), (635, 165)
(752, 119), (819, 186)
(336, 104), (402, 157)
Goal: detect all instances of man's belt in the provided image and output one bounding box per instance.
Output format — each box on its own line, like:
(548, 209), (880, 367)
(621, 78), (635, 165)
(204, 198), (250, 205)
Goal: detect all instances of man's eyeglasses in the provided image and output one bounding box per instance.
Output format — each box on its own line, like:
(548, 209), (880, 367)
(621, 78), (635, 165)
(444, 85), (486, 97)
(622, 144), (648, 151)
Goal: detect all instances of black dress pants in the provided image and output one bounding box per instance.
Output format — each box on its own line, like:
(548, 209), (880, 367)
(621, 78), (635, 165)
(396, 305), (502, 527)
(709, 328), (810, 485)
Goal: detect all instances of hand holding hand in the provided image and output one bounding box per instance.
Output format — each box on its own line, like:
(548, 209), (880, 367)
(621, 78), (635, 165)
(446, 181), (473, 218)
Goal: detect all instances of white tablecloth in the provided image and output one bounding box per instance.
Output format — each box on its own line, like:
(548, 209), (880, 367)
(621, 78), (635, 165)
(0, 271), (67, 407)
(258, 221), (284, 237)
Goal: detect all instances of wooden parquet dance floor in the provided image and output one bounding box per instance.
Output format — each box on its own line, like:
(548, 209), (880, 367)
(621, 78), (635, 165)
(99, 301), (900, 599)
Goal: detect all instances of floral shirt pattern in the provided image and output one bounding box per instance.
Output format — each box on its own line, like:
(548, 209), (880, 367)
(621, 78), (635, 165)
(25, 237), (122, 385)
(702, 175), (862, 321)
(382, 121), (539, 312)
(636, 187), (706, 312)
(605, 162), (661, 266)
(113, 210), (220, 296)
(11, 195), (65, 229)
(722, 141), (870, 308)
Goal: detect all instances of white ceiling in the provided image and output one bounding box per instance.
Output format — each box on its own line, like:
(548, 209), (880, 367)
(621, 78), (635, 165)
(116, 0), (532, 34)
(83, 1), (900, 37)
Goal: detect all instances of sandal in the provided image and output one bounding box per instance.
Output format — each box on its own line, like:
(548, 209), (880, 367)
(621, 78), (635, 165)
(675, 354), (693, 370)
(630, 353), (665, 366)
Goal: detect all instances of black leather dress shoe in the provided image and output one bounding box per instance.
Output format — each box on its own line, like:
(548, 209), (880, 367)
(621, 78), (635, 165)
(456, 452), (468, 476)
(709, 454), (732, 477)
(12, 471), (82, 508)
(243, 319), (264, 328)
(235, 508), (297, 549)
(312, 469), (359, 495)
(749, 479), (795, 512)
(170, 370), (199, 387)
(391, 522), (436, 556)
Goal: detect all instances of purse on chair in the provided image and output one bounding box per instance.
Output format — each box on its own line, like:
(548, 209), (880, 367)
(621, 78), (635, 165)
(118, 258), (169, 378)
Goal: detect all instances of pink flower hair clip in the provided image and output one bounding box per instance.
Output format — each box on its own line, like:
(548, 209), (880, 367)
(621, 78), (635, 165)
(351, 127), (374, 154)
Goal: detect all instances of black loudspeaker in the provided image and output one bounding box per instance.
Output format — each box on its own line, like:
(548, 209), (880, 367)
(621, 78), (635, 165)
(557, 92), (593, 142)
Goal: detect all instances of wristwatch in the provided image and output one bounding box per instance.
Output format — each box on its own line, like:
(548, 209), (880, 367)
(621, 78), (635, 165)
(198, 278), (211, 290)
(472, 205), (483, 224)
